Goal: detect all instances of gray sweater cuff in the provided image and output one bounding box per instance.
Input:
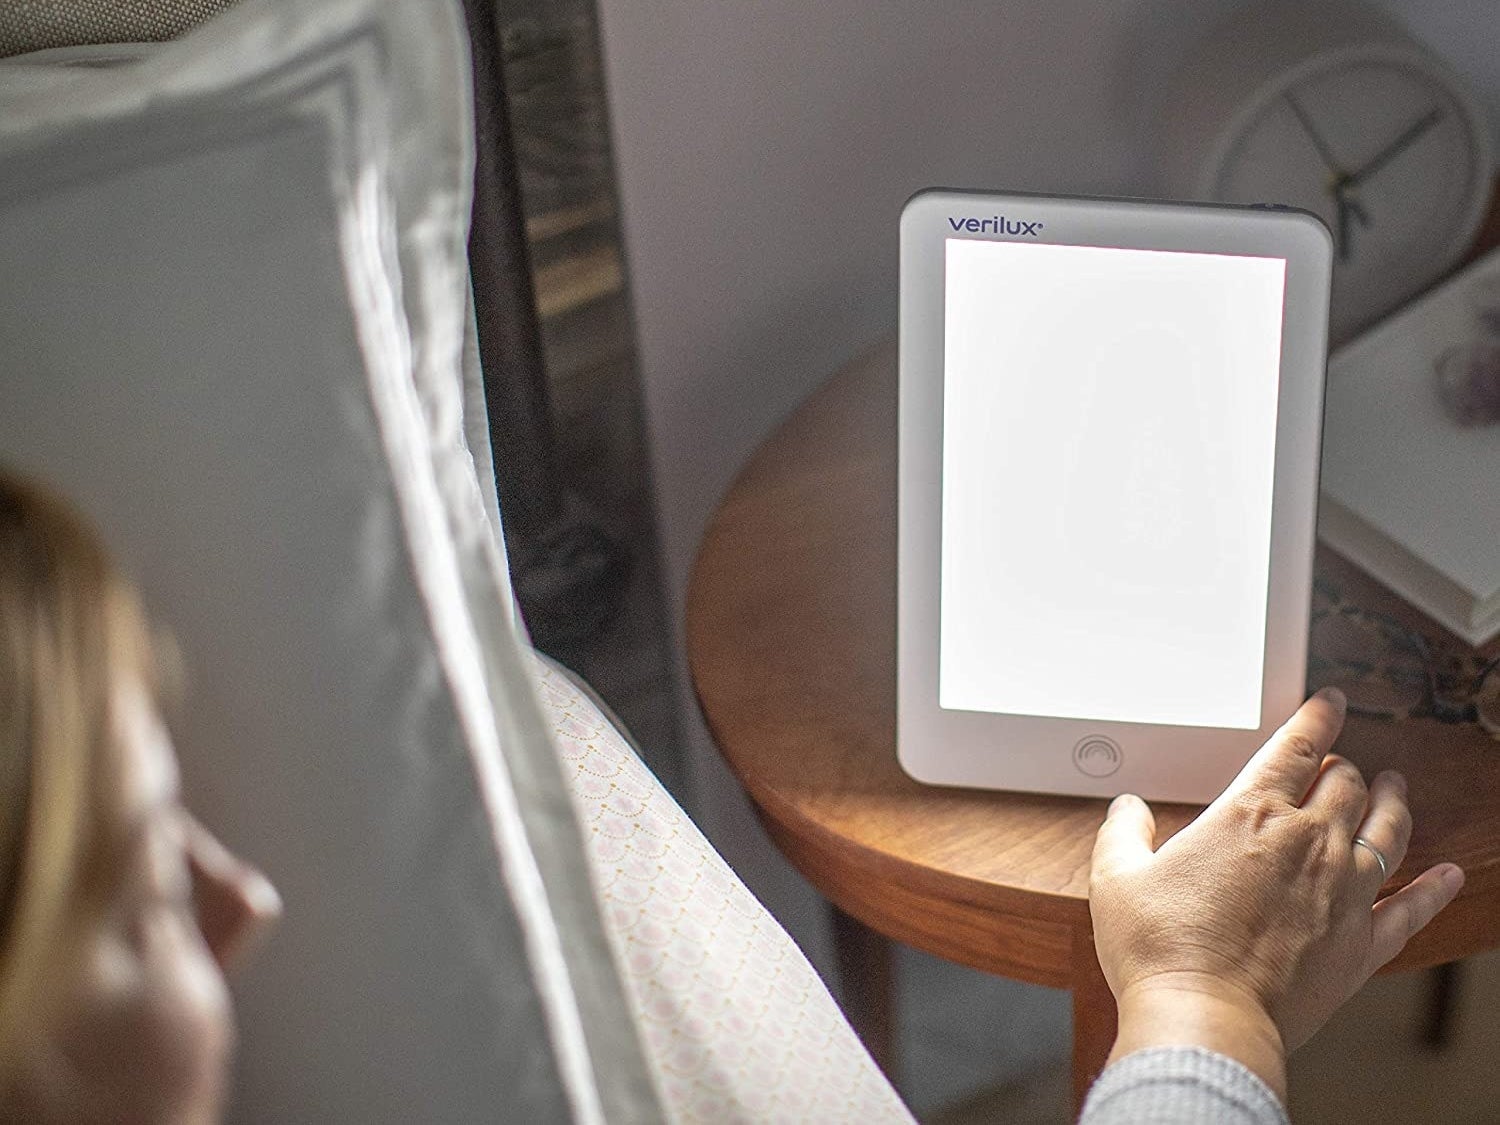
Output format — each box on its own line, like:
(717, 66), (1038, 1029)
(1079, 1046), (1289, 1124)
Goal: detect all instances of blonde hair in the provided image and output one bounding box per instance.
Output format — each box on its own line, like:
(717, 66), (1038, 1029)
(0, 469), (157, 1087)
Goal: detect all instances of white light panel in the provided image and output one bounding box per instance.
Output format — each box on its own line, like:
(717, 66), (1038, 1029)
(939, 238), (1286, 728)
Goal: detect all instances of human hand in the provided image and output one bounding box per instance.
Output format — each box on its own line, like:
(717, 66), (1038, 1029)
(1088, 688), (1464, 1097)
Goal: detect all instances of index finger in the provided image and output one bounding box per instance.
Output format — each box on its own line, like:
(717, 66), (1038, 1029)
(1220, 687), (1348, 808)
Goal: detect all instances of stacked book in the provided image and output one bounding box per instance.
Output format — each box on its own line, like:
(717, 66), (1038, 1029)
(1319, 248), (1500, 647)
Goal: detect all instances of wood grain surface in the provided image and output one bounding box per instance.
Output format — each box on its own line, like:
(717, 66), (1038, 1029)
(686, 337), (1500, 990)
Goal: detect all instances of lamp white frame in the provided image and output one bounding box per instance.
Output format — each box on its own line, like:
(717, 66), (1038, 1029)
(898, 188), (1333, 803)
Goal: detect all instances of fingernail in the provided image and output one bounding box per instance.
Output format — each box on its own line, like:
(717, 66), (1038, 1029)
(1442, 864), (1465, 891)
(1319, 686), (1347, 714)
(1107, 793), (1140, 815)
(1389, 770), (1408, 796)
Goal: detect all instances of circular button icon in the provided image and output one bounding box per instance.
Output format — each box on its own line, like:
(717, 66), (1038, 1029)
(1072, 735), (1122, 778)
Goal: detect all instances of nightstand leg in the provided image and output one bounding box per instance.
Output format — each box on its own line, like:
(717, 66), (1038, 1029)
(1072, 926), (1117, 1113)
(1422, 959), (1464, 1048)
(831, 905), (897, 1082)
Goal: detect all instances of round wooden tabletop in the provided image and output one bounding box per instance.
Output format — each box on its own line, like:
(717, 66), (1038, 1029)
(685, 338), (1500, 992)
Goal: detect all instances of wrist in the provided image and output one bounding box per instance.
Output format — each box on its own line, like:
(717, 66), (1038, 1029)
(1111, 974), (1287, 1102)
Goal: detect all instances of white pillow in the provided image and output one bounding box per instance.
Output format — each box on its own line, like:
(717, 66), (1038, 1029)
(0, 2), (658, 1121)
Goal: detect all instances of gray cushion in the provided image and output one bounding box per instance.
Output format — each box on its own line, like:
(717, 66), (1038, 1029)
(0, 0), (238, 57)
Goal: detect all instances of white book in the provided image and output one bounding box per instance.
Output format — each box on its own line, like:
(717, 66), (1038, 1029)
(1319, 248), (1500, 647)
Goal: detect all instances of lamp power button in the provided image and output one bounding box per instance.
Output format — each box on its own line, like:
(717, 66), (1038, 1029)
(1073, 735), (1122, 778)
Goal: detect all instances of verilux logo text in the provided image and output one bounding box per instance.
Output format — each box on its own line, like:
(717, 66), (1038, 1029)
(947, 216), (1044, 236)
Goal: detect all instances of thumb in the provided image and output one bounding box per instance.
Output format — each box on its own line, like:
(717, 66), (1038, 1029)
(1092, 793), (1157, 875)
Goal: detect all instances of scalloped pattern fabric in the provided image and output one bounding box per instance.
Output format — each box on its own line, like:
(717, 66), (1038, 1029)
(0, 1), (237, 58)
(532, 653), (915, 1124)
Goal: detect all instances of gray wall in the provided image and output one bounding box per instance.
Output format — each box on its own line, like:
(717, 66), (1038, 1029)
(594, 0), (1500, 962)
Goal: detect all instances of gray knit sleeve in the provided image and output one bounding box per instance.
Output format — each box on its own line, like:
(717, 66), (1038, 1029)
(1079, 1046), (1289, 1125)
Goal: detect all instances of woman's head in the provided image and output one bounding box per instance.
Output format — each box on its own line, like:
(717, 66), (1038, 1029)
(0, 470), (279, 1124)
